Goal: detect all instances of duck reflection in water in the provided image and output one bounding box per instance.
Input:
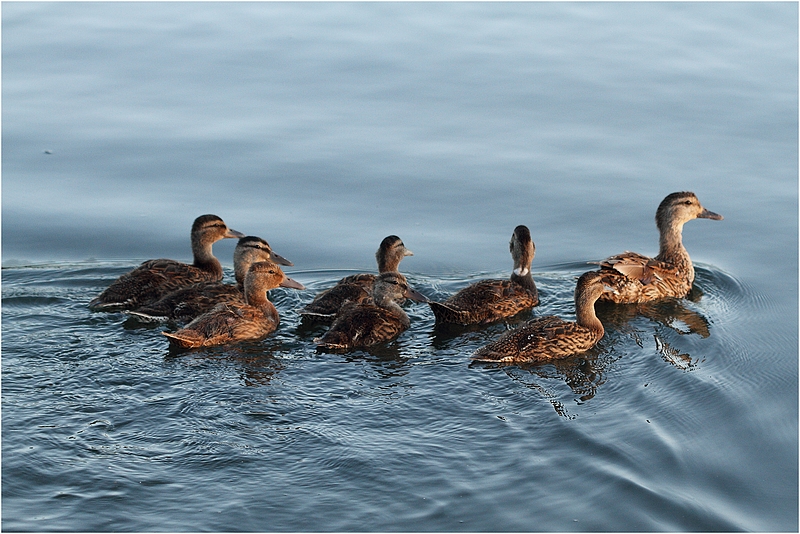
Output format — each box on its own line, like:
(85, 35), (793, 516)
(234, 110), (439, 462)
(474, 346), (621, 419)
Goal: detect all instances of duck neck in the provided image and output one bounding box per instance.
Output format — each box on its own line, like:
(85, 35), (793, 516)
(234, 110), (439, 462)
(656, 220), (694, 279)
(378, 255), (400, 273)
(510, 271), (536, 294)
(191, 236), (223, 277)
(245, 286), (280, 322)
(575, 293), (604, 334)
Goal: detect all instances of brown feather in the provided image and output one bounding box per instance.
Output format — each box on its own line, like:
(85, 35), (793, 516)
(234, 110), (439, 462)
(89, 214), (244, 311)
(314, 272), (423, 350)
(430, 225), (539, 325)
(472, 271), (610, 363)
(594, 192), (722, 304)
(301, 236), (412, 321)
(163, 261), (304, 349)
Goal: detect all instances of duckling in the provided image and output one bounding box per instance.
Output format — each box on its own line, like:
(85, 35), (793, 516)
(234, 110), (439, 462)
(472, 271), (614, 363)
(162, 260), (305, 349)
(594, 192), (723, 304)
(301, 235), (414, 322)
(429, 225), (539, 325)
(88, 214), (244, 311)
(127, 236), (293, 323)
(314, 272), (427, 350)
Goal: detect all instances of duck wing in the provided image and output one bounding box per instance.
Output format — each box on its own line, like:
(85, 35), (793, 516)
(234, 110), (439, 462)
(132, 282), (242, 322)
(431, 279), (537, 325)
(301, 281), (371, 321)
(315, 303), (407, 349)
(473, 316), (599, 362)
(90, 259), (220, 311)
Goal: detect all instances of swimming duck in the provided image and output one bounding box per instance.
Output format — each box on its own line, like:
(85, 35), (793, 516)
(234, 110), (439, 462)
(429, 225), (539, 325)
(314, 272), (427, 350)
(300, 235), (414, 322)
(472, 271), (614, 363)
(594, 192), (723, 304)
(88, 214), (244, 311)
(162, 260), (305, 349)
(127, 236), (293, 323)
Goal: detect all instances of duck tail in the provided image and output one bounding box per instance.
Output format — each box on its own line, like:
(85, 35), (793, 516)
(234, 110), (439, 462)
(162, 330), (202, 349)
(313, 332), (350, 351)
(125, 310), (169, 324)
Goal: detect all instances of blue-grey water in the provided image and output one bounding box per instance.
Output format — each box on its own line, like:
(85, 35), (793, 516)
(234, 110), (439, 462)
(2, 2), (797, 531)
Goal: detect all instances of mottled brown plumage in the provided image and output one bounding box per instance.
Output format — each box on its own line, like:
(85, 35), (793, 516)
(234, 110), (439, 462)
(314, 272), (427, 350)
(301, 235), (413, 322)
(162, 261), (305, 349)
(89, 214), (244, 311)
(429, 225), (539, 325)
(595, 192), (722, 304)
(127, 236), (292, 323)
(472, 271), (613, 363)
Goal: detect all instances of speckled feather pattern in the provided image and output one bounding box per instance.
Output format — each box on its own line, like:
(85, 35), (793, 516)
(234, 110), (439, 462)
(129, 236), (281, 323)
(429, 278), (539, 325)
(472, 271), (609, 363)
(162, 260), (304, 349)
(473, 315), (604, 362)
(595, 192), (722, 304)
(429, 225), (539, 325)
(163, 301), (280, 349)
(301, 236), (412, 321)
(88, 214), (243, 311)
(314, 272), (423, 350)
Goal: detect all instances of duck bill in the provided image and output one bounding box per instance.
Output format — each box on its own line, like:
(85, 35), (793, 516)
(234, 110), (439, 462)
(404, 286), (428, 303)
(698, 208), (723, 220)
(404, 249), (414, 257)
(225, 229), (246, 239)
(270, 251), (294, 267)
(280, 277), (305, 290)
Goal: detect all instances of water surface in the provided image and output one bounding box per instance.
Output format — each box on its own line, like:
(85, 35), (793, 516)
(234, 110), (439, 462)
(2, 2), (797, 531)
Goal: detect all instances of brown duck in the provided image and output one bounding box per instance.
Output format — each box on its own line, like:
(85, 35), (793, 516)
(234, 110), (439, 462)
(89, 214), (244, 311)
(472, 271), (614, 363)
(429, 225), (539, 325)
(162, 260), (305, 349)
(595, 192), (723, 304)
(127, 236), (293, 323)
(314, 272), (427, 350)
(301, 235), (414, 322)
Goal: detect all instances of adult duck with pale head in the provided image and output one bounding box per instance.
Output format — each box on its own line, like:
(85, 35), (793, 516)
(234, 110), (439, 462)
(595, 191), (723, 304)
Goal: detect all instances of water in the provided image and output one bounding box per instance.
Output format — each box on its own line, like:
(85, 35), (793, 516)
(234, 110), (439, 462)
(2, 2), (797, 531)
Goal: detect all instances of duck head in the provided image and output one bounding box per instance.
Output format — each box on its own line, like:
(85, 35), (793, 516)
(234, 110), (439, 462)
(510, 225), (535, 276)
(376, 235), (414, 272)
(656, 192), (723, 231)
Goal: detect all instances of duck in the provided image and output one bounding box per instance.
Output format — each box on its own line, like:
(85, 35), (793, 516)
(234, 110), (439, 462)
(472, 271), (614, 363)
(300, 235), (414, 322)
(594, 191), (723, 304)
(314, 272), (427, 350)
(162, 260), (305, 349)
(127, 236), (293, 323)
(428, 225), (539, 325)
(88, 214), (244, 311)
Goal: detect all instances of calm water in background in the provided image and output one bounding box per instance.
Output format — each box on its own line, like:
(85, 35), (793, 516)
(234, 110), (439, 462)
(2, 2), (797, 531)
